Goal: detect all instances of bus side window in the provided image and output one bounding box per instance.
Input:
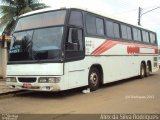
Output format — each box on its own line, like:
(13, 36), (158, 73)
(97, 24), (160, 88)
(69, 11), (83, 27)
(149, 32), (156, 44)
(66, 28), (83, 51)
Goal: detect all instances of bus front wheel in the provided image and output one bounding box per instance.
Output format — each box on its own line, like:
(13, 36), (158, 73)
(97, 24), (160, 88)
(88, 67), (100, 91)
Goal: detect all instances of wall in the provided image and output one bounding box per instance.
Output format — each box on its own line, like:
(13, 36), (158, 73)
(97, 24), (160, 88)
(0, 42), (7, 79)
(0, 47), (2, 77)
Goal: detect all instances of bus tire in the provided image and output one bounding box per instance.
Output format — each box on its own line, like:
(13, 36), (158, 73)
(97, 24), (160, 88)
(145, 63), (151, 77)
(88, 67), (100, 91)
(139, 63), (145, 79)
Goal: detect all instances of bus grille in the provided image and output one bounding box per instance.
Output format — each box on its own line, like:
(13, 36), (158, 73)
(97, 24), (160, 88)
(18, 78), (36, 83)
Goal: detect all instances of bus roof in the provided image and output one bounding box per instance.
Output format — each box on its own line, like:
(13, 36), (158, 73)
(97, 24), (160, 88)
(20, 6), (132, 23)
(20, 6), (155, 33)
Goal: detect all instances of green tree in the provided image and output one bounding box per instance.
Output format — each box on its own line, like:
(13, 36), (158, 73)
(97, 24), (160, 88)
(0, 0), (48, 35)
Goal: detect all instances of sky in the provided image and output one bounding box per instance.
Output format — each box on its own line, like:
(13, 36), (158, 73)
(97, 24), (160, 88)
(0, 0), (160, 45)
(41, 0), (160, 45)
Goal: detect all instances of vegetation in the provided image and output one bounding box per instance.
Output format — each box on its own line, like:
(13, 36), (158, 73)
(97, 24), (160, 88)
(0, 0), (48, 35)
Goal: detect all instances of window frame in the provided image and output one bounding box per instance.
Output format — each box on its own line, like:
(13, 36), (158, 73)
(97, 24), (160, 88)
(64, 9), (86, 62)
(96, 17), (105, 36)
(132, 27), (142, 42)
(69, 10), (84, 27)
(149, 32), (156, 44)
(105, 19), (121, 39)
(85, 13), (105, 37)
(142, 30), (150, 43)
(73, 9), (157, 45)
(113, 22), (120, 39)
(65, 27), (85, 61)
(121, 24), (128, 40)
(15, 9), (67, 32)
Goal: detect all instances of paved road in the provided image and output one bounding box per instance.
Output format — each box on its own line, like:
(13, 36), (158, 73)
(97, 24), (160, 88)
(0, 70), (160, 114)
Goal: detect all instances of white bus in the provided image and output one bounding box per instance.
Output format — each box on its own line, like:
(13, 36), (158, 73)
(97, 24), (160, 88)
(6, 7), (159, 91)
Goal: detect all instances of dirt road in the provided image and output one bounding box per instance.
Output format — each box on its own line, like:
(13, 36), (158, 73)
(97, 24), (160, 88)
(0, 70), (160, 114)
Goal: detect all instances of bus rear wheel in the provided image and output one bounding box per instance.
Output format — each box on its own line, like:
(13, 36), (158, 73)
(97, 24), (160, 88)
(88, 67), (100, 91)
(145, 63), (151, 77)
(140, 63), (145, 79)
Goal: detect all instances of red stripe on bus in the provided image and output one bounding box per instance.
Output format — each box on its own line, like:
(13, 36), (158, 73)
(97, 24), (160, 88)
(94, 41), (117, 55)
(91, 40), (118, 55)
(91, 40), (158, 55)
(91, 41), (111, 55)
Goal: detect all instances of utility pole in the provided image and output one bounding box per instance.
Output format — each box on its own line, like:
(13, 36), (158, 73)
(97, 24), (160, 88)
(138, 6), (160, 26)
(138, 7), (142, 26)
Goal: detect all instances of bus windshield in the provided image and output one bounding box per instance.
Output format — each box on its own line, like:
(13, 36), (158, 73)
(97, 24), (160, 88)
(9, 27), (64, 62)
(9, 10), (66, 62)
(15, 10), (66, 31)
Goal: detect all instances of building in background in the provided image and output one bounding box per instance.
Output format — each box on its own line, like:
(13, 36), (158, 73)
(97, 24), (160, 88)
(0, 36), (11, 78)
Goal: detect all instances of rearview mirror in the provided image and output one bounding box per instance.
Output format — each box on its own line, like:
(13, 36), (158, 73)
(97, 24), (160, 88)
(71, 28), (78, 43)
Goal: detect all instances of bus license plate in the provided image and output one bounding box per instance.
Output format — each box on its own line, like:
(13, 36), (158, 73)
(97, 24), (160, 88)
(23, 83), (32, 88)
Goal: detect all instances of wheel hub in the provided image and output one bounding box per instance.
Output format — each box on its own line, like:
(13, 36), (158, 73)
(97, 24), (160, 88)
(90, 72), (98, 86)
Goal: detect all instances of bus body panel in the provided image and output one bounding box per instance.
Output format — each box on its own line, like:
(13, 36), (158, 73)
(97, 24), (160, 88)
(6, 76), (62, 91)
(64, 60), (88, 89)
(6, 63), (67, 91)
(85, 37), (158, 56)
(85, 37), (159, 83)
(7, 63), (64, 76)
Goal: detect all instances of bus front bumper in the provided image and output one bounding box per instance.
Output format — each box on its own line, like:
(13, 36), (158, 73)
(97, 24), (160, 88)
(6, 79), (61, 92)
(6, 82), (61, 92)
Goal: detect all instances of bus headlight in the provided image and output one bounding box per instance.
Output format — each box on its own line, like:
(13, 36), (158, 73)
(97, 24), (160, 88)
(38, 77), (61, 83)
(48, 77), (60, 83)
(6, 77), (17, 82)
(38, 78), (48, 83)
